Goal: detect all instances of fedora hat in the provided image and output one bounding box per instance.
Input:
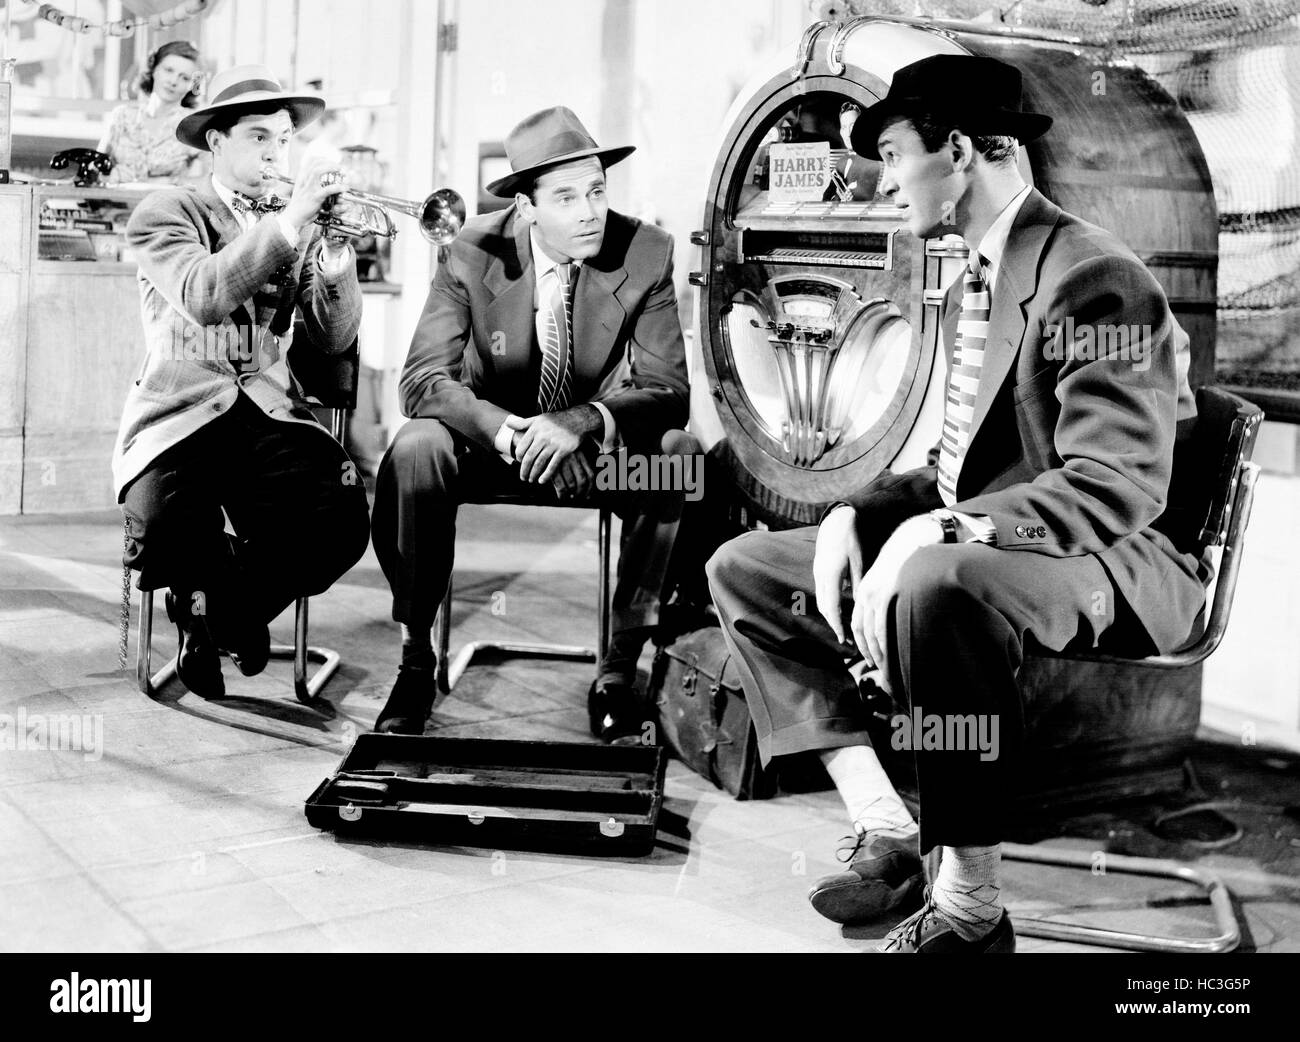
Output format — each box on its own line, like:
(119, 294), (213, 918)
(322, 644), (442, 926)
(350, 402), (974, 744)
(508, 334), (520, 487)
(486, 106), (634, 197)
(176, 64), (325, 151)
(850, 54), (1052, 161)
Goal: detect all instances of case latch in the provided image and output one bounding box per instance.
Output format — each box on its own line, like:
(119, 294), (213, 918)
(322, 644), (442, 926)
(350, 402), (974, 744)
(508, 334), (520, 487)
(599, 817), (625, 838)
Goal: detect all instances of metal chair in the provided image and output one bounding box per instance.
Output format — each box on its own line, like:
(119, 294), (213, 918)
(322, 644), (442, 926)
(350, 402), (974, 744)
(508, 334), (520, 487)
(435, 500), (612, 695)
(136, 327), (359, 705)
(1001, 386), (1265, 952)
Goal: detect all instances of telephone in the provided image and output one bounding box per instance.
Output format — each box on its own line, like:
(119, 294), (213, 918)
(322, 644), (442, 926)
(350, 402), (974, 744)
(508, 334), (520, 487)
(50, 148), (115, 187)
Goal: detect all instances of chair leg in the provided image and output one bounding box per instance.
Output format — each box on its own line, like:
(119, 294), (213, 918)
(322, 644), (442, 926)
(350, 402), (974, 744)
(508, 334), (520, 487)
(265, 595), (340, 703)
(598, 506), (611, 661)
(437, 509), (612, 694)
(1002, 842), (1240, 953)
(436, 580), (453, 695)
(136, 588), (178, 698)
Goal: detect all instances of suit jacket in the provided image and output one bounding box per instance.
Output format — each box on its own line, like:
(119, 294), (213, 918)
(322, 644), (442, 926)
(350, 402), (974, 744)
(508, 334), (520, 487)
(846, 189), (1205, 653)
(111, 182), (363, 498)
(400, 205), (688, 452)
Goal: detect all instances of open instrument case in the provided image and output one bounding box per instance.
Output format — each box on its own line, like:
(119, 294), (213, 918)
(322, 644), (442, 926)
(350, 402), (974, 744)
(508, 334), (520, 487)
(306, 733), (668, 856)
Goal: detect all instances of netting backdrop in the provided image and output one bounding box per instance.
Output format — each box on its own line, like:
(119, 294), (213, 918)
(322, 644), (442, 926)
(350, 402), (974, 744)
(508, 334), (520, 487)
(822, 0), (1300, 390)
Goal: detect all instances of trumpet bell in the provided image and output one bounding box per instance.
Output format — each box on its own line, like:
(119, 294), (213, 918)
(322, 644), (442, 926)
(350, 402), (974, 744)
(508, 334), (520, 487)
(418, 189), (467, 246)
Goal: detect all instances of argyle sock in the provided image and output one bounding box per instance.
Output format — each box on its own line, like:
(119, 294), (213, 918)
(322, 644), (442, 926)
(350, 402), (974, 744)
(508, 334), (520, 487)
(597, 626), (652, 688)
(932, 844), (1004, 941)
(819, 744), (918, 837)
(400, 624), (434, 670)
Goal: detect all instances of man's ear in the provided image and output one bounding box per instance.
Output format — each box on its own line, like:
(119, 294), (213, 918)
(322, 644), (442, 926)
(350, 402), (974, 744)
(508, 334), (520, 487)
(515, 192), (536, 223)
(205, 127), (223, 155)
(948, 129), (976, 173)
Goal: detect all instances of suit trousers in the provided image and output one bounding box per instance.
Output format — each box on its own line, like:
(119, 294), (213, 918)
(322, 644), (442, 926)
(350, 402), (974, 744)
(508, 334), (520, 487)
(120, 391), (371, 650)
(705, 466), (1157, 854)
(371, 418), (702, 652)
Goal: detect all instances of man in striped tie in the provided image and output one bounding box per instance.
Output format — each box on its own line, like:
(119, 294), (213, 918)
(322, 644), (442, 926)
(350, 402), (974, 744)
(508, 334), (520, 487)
(371, 107), (704, 743)
(706, 54), (1200, 952)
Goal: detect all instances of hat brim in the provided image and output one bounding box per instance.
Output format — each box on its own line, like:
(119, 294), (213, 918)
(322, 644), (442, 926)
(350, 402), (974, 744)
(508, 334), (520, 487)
(177, 92), (326, 151)
(850, 100), (1052, 161)
(485, 144), (636, 197)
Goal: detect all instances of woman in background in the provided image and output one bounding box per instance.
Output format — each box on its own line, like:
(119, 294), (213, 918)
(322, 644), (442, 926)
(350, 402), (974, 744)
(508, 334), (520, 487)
(98, 40), (206, 185)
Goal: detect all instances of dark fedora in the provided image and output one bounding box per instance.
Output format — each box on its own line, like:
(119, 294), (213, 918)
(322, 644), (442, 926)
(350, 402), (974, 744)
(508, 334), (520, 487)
(176, 64), (324, 151)
(850, 54), (1052, 161)
(486, 106), (635, 197)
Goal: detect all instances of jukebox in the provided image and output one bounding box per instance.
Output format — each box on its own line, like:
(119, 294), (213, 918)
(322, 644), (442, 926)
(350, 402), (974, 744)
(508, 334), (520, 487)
(690, 15), (1220, 805)
(693, 14), (1217, 528)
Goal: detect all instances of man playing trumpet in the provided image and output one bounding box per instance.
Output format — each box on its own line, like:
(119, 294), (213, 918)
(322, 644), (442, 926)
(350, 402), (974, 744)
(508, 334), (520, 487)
(112, 64), (370, 698)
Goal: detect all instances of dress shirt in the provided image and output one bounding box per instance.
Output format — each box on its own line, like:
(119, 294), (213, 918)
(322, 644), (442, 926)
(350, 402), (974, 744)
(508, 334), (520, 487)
(492, 229), (618, 463)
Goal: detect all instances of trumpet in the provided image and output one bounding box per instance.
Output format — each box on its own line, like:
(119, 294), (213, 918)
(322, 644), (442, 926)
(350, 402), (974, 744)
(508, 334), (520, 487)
(261, 167), (466, 245)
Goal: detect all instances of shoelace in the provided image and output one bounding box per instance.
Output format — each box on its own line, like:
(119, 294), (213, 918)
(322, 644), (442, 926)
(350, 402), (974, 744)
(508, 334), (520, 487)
(880, 885), (937, 952)
(835, 831), (868, 864)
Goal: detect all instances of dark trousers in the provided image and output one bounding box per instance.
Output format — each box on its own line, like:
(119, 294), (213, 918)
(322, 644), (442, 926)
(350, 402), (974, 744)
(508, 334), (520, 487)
(121, 392), (371, 649)
(705, 466), (1156, 854)
(370, 418), (703, 660)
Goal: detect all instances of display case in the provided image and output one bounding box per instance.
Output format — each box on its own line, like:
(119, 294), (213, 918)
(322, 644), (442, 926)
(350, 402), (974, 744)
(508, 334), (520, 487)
(34, 186), (145, 268)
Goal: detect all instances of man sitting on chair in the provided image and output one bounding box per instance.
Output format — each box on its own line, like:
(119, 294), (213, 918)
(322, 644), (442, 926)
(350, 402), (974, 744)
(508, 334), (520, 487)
(371, 106), (700, 742)
(113, 65), (371, 698)
(706, 55), (1203, 952)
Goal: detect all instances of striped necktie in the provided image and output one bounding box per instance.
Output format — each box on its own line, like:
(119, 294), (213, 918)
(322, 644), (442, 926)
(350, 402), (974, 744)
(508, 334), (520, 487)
(937, 256), (990, 505)
(538, 262), (576, 413)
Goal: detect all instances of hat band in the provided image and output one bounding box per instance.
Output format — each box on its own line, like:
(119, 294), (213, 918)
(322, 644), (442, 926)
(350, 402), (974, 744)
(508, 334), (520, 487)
(513, 129), (600, 172)
(212, 78), (283, 105)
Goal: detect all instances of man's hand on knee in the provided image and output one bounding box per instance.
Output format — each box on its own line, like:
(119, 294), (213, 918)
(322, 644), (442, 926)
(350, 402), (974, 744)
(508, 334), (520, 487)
(508, 406), (602, 484)
(851, 514), (946, 687)
(814, 504), (864, 646)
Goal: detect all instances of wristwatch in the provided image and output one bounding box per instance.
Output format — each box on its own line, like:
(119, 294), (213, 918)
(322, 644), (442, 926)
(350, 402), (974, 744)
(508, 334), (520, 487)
(930, 509), (958, 544)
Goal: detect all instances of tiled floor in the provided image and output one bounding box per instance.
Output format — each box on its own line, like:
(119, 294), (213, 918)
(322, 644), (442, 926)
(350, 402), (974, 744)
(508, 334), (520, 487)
(2, 506), (1298, 952)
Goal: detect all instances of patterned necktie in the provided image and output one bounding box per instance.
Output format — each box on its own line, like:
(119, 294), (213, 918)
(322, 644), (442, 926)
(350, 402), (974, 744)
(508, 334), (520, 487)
(537, 261), (575, 413)
(228, 192), (287, 217)
(937, 255), (990, 506)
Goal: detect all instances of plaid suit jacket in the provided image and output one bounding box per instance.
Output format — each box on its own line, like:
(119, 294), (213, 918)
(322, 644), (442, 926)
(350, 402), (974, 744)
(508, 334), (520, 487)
(111, 181), (362, 498)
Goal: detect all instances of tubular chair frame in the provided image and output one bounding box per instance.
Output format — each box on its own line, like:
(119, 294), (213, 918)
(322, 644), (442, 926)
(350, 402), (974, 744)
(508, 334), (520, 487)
(1002, 388), (1264, 953)
(135, 398), (350, 707)
(435, 505), (613, 695)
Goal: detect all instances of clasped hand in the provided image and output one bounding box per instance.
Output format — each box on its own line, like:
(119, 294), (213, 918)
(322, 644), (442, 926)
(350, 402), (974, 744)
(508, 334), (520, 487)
(506, 406), (602, 499)
(813, 506), (944, 693)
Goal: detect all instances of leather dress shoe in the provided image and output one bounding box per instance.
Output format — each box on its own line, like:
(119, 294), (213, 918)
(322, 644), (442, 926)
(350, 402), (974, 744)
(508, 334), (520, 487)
(808, 830), (925, 925)
(164, 591), (225, 699)
(879, 890), (1015, 953)
(227, 623), (270, 678)
(374, 663), (436, 735)
(587, 679), (649, 746)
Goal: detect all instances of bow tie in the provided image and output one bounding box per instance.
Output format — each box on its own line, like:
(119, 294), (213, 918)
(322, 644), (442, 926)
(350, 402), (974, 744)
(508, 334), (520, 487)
(228, 192), (287, 217)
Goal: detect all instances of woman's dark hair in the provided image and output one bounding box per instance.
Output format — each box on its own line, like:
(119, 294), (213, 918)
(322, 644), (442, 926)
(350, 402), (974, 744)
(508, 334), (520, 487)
(136, 41), (204, 109)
